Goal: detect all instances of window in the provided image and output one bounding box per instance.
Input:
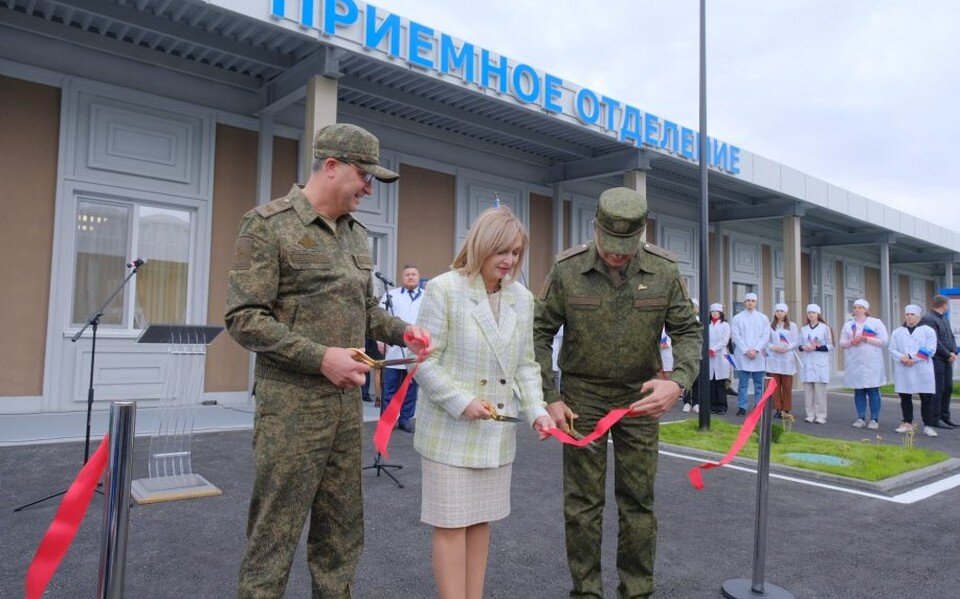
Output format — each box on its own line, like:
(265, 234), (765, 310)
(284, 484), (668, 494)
(72, 197), (193, 330)
(732, 282), (756, 315)
(774, 287), (785, 310)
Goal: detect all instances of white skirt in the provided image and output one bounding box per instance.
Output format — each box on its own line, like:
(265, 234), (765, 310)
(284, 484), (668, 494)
(420, 457), (511, 528)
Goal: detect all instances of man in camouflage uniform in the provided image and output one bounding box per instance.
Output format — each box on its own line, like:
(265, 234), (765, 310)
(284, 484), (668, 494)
(534, 187), (702, 599)
(225, 123), (432, 598)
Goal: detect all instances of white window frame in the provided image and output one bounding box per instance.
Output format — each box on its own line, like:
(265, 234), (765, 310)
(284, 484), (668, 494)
(54, 180), (210, 340)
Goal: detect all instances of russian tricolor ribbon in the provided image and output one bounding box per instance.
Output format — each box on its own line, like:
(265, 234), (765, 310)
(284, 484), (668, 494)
(373, 332), (428, 458)
(26, 435), (110, 599)
(687, 378), (778, 490)
(916, 347), (932, 360)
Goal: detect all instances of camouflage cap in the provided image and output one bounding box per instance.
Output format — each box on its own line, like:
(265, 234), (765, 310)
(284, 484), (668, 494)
(313, 123), (400, 183)
(594, 187), (647, 254)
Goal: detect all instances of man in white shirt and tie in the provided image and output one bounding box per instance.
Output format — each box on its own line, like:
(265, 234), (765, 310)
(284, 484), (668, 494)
(731, 292), (770, 415)
(380, 264), (424, 432)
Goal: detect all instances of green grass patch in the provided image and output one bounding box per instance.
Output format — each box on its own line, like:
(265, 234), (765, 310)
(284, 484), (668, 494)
(841, 382), (960, 396)
(660, 418), (949, 481)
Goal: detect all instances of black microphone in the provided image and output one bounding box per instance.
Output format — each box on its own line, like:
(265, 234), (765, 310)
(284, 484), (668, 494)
(374, 271), (394, 286)
(127, 258), (146, 268)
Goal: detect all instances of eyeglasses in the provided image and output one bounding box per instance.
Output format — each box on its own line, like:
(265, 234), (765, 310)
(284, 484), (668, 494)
(339, 160), (374, 184)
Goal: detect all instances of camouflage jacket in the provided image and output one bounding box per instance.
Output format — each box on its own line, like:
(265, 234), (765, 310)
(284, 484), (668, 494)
(534, 240), (702, 404)
(225, 185), (408, 389)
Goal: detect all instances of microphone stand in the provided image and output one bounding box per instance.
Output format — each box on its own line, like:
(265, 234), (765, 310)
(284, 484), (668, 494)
(15, 261), (144, 512)
(363, 274), (404, 488)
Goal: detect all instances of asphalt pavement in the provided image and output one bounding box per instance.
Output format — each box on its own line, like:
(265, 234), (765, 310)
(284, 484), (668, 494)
(2, 391), (959, 598)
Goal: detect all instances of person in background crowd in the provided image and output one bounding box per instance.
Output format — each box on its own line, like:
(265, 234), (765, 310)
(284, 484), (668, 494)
(798, 304), (832, 424)
(707, 304), (732, 415)
(766, 303), (800, 419)
(839, 298), (889, 430)
(889, 304), (939, 437)
(413, 206), (554, 599)
(681, 298), (702, 413)
(731, 292), (770, 416)
(920, 295), (959, 429)
(380, 263), (424, 432)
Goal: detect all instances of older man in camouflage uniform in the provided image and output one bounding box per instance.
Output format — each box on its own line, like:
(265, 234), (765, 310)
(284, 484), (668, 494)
(226, 123), (432, 598)
(534, 187), (702, 599)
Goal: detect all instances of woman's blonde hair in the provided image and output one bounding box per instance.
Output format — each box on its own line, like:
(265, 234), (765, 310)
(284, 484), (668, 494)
(452, 206), (528, 284)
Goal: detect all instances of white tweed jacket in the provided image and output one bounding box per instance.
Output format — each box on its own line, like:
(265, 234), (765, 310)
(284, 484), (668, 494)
(413, 270), (548, 468)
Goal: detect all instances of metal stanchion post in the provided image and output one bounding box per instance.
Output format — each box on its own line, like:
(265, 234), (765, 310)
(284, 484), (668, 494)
(722, 379), (794, 599)
(98, 402), (136, 599)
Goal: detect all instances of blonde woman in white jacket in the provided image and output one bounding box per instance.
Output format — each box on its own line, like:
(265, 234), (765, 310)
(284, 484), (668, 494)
(414, 206), (554, 599)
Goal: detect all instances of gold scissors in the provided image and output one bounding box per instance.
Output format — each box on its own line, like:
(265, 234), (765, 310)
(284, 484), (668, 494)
(479, 400), (525, 422)
(350, 349), (418, 369)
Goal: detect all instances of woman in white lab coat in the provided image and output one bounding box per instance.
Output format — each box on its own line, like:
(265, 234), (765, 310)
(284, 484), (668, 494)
(888, 304), (939, 437)
(707, 304), (732, 414)
(798, 304), (832, 424)
(766, 303), (800, 418)
(838, 298), (889, 430)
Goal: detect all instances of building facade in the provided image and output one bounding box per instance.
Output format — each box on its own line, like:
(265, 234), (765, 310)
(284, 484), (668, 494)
(1, 0), (957, 415)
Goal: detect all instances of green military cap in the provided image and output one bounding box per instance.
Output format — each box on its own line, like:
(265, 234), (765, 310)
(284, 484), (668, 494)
(313, 123), (400, 183)
(594, 187), (647, 254)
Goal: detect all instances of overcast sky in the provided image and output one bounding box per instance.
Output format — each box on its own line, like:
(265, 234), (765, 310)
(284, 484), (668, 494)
(372, 0), (960, 232)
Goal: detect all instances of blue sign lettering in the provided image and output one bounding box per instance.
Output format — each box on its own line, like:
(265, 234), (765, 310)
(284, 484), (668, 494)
(364, 6), (400, 57)
(408, 21), (435, 69)
(324, 0), (358, 36)
(271, 0), (742, 173)
(440, 34), (475, 83)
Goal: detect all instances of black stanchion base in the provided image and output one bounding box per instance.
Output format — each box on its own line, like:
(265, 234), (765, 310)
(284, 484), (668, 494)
(722, 578), (795, 599)
(362, 454), (404, 489)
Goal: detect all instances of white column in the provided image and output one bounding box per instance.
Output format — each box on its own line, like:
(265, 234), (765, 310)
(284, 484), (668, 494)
(300, 75), (339, 182)
(880, 242), (892, 328)
(946, 262), (954, 288)
(256, 114), (274, 206)
(782, 215), (802, 318)
(814, 247), (825, 313)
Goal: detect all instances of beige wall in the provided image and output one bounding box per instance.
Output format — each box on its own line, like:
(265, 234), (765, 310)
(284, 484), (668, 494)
(0, 76), (59, 397)
(528, 193), (553, 293)
(898, 275), (911, 311)
(204, 125), (259, 392)
(397, 164), (455, 279)
(272, 136), (299, 199)
(926, 280), (936, 307)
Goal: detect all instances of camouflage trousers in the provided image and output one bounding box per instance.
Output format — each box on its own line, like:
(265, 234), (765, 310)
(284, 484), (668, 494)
(238, 377), (363, 599)
(562, 392), (659, 599)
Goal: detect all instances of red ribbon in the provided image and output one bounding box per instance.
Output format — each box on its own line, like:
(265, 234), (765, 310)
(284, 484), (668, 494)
(26, 435), (110, 599)
(545, 407), (633, 447)
(372, 332), (428, 458)
(687, 378), (778, 490)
